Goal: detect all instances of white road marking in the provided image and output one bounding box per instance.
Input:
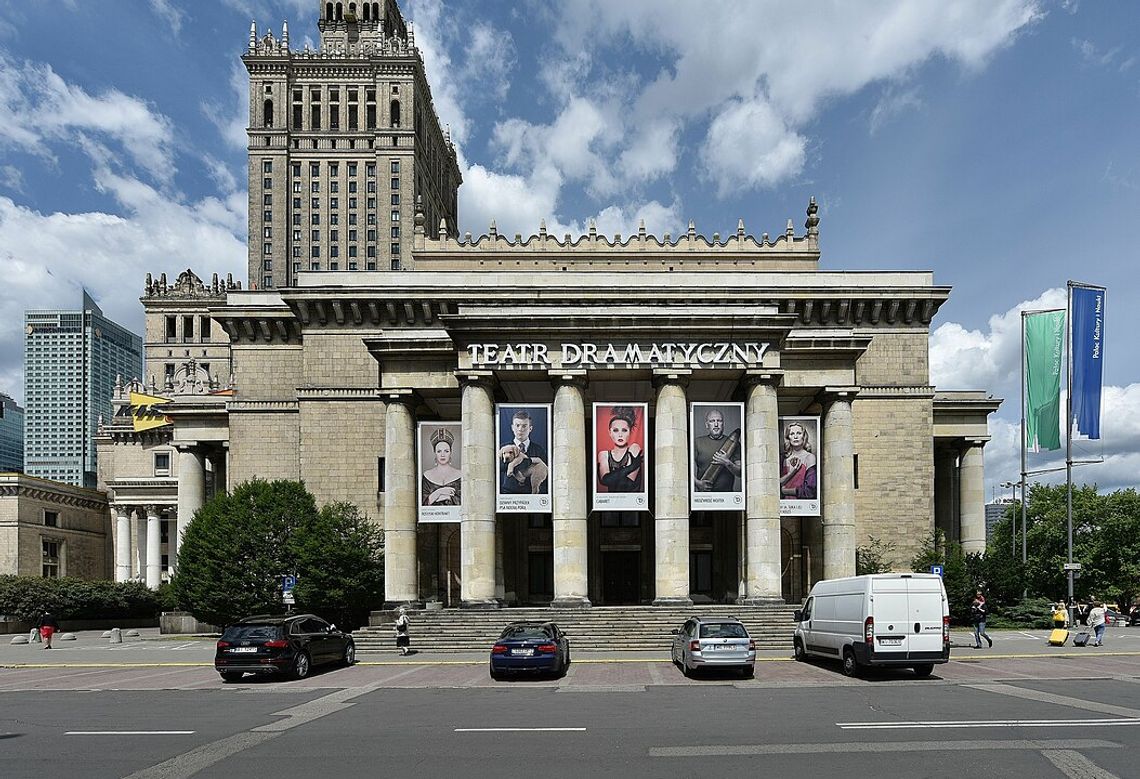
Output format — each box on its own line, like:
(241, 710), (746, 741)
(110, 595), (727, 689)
(454, 727), (586, 732)
(66, 731), (195, 735)
(837, 718), (1140, 730)
(1041, 748), (1121, 779)
(967, 682), (1140, 718)
(650, 739), (1120, 757)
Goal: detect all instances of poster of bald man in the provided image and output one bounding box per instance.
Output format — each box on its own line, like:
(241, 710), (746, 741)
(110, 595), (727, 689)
(689, 402), (745, 511)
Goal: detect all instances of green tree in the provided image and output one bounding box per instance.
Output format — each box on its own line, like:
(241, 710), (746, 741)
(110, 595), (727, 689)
(911, 529), (984, 624)
(171, 480), (384, 629)
(856, 537), (897, 575)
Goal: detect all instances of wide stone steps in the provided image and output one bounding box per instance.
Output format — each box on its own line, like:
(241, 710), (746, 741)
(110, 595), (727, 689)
(352, 605), (798, 652)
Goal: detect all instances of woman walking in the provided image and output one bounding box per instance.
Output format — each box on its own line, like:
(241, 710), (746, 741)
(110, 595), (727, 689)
(394, 606), (411, 656)
(1088, 601), (1107, 647)
(971, 593), (992, 649)
(37, 612), (60, 650)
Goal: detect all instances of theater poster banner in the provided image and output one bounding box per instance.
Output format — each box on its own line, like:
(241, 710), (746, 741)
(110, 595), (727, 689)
(417, 422), (463, 523)
(496, 404), (552, 513)
(592, 403), (649, 512)
(779, 416), (821, 516)
(689, 402), (745, 511)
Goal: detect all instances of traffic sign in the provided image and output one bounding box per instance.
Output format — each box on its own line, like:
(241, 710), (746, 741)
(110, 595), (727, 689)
(282, 575), (297, 592)
(930, 565), (944, 577)
(1063, 563), (1082, 571)
(282, 592), (296, 605)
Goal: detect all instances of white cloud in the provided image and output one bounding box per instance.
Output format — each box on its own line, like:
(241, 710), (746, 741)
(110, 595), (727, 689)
(147, 0), (185, 35)
(869, 85), (924, 135)
(700, 99), (807, 195)
(930, 289), (1138, 497)
(0, 164), (23, 192)
(203, 62), (251, 151)
(0, 54), (175, 184)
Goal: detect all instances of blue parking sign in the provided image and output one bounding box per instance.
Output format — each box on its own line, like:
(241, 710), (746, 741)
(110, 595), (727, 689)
(282, 575), (297, 592)
(930, 565), (944, 578)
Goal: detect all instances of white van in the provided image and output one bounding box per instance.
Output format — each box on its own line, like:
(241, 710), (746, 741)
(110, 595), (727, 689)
(792, 573), (950, 677)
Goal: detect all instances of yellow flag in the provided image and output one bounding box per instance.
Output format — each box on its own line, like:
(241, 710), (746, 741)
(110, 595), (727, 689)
(129, 391), (172, 432)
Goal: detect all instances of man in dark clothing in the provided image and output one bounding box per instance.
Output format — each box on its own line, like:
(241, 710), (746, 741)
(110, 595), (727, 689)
(37, 612), (60, 649)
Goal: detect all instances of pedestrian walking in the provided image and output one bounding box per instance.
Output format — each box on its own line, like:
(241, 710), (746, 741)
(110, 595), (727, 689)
(394, 606), (410, 656)
(971, 593), (992, 649)
(37, 612), (60, 649)
(1088, 601), (1107, 647)
(1052, 602), (1069, 630)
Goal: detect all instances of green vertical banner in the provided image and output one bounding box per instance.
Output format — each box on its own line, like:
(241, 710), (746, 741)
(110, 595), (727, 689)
(1024, 309), (1065, 451)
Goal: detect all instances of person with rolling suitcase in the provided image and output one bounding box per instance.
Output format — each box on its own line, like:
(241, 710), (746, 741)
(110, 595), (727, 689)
(1088, 601), (1107, 647)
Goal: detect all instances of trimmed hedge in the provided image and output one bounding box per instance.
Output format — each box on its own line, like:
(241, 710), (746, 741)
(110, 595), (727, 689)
(0, 576), (160, 622)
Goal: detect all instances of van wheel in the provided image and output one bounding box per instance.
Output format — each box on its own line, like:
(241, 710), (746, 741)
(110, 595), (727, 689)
(913, 664), (934, 678)
(841, 648), (859, 677)
(793, 639), (806, 662)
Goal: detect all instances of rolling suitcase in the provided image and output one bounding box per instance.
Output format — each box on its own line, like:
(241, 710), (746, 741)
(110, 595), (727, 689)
(1048, 628), (1069, 646)
(1072, 631), (1091, 647)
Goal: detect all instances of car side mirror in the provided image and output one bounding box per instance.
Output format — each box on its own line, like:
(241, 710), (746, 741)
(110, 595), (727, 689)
(328, 624), (337, 633)
(670, 628), (679, 635)
(793, 610), (803, 622)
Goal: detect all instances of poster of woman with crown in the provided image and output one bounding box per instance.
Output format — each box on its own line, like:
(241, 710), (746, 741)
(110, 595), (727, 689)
(418, 421), (463, 523)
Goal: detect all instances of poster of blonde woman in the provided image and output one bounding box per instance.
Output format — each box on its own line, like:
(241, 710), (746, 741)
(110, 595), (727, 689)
(417, 422), (462, 523)
(779, 416), (820, 516)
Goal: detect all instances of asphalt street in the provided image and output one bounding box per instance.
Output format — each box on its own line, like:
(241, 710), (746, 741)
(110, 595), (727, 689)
(2, 628), (1140, 777)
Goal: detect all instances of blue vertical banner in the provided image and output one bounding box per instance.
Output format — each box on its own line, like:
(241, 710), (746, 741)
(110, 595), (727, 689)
(1070, 284), (1106, 439)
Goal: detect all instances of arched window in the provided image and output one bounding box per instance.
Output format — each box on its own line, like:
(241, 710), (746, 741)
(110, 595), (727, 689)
(373, 3), (380, 22)
(349, 3), (357, 18)
(335, 3), (343, 21)
(390, 100), (400, 128)
(325, 2), (334, 20)
(263, 99), (274, 127)
(361, 3), (369, 21)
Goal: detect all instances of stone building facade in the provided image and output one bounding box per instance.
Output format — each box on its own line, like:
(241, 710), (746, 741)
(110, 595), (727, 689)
(0, 474), (110, 579)
(97, 0), (1000, 604)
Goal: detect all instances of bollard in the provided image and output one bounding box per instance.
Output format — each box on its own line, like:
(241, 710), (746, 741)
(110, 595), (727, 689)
(101, 630), (112, 638)
(59, 632), (76, 641)
(110, 627), (122, 644)
(125, 629), (140, 637)
(10, 635), (29, 645)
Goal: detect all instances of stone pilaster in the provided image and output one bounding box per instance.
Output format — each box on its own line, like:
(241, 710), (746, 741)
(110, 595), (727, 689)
(134, 511), (147, 581)
(822, 389), (857, 580)
(458, 373), (498, 608)
(175, 444), (206, 569)
(383, 391), (420, 606)
(652, 370), (692, 606)
(550, 372), (590, 608)
(114, 507), (132, 583)
(959, 440), (987, 554)
(740, 373), (783, 603)
(145, 506), (162, 589)
(934, 446), (958, 541)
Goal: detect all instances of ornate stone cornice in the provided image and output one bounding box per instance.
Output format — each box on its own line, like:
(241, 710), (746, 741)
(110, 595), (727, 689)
(227, 401), (300, 413)
(296, 387), (385, 402)
(0, 479), (108, 511)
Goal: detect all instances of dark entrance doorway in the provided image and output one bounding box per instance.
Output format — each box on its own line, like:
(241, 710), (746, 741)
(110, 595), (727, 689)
(602, 551), (641, 604)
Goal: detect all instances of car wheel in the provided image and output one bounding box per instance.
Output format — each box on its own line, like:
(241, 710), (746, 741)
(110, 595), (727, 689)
(793, 638), (806, 662)
(489, 661), (504, 682)
(343, 642), (356, 666)
(740, 665), (755, 680)
(681, 657), (693, 678)
(219, 671), (244, 683)
(841, 647), (859, 677)
(912, 664), (934, 678)
(290, 650), (311, 680)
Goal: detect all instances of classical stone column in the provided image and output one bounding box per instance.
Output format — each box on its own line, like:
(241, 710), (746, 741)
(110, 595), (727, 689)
(114, 506), (132, 583)
(145, 506), (162, 589)
(740, 374), (783, 603)
(383, 391), (420, 606)
(934, 446), (959, 541)
(822, 390), (857, 580)
(652, 370), (692, 606)
(959, 440), (987, 554)
(175, 445), (206, 569)
(134, 510), (147, 581)
(459, 373), (498, 608)
(551, 372), (590, 608)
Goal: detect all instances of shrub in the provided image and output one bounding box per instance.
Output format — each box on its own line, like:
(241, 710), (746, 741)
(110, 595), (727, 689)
(0, 576), (159, 622)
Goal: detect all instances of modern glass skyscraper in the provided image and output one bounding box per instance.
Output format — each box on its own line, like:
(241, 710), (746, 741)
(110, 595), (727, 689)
(24, 293), (143, 487)
(0, 392), (23, 472)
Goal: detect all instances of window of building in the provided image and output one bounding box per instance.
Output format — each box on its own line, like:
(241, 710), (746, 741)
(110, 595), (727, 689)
(366, 163), (376, 178)
(348, 212), (358, 225)
(391, 243), (400, 257)
(367, 229), (377, 241)
(390, 257), (400, 270)
(154, 451), (171, 477)
(367, 180), (376, 193)
(331, 229), (339, 242)
(263, 210), (272, 222)
(348, 245), (358, 257)
(311, 229), (320, 242)
(293, 181), (302, 193)
(292, 162), (301, 177)
(391, 210), (400, 222)
(310, 261), (320, 271)
(310, 104), (321, 130)
(263, 275), (273, 288)
(391, 160), (400, 173)
(42, 540), (60, 578)
(264, 226), (272, 238)
(330, 213), (339, 225)
(165, 315), (177, 342)
(367, 245), (376, 258)
(311, 246), (320, 257)
(311, 197), (319, 209)
(43, 510), (58, 527)
(391, 194), (400, 206)
(349, 260), (358, 270)
(263, 194), (272, 205)
(367, 197), (376, 209)
(263, 160), (273, 173)
(330, 261), (339, 270)
(165, 363), (175, 384)
(330, 197), (339, 209)
(263, 259), (273, 271)
(263, 177), (272, 189)
(391, 177), (399, 190)
(182, 315), (195, 342)
(366, 89), (377, 129)
(330, 181), (339, 194)
(293, 261), (301, 274)
(311, 214), (320, 225)
(293, 213), (302, 226)
(311, 181), (320, 193)
(349, 229), (358, 241)
(293, 197), (301, 209)
(348, 163), (357, 177)
(367, 261), (377, 270)
(292, 246), (302, 258)
(200, 316), (210, 341)
(391, 226), (399, 238)
(263, 242), (272, 255)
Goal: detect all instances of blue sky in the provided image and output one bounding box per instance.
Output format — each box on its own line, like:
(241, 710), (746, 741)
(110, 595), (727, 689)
(0, 0), (1137, 498)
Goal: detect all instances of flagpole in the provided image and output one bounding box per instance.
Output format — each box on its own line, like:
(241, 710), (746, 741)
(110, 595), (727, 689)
(1065, 281), (1075, 611)
(1020, 312), (1028, 593)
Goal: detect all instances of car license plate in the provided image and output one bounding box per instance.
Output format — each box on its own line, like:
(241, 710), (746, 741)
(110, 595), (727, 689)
(708, 644), (731, 651)
(511, 648), (534, 657)
(229, 647), (258, 653)
(879, 638), (903, 646)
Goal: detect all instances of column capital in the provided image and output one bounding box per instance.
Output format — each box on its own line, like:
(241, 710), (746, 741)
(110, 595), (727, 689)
(817, 386), (860, 405)
(143, 504), (162, 517)
(743, 369), (784, 387)
(961, 437), (991, 450)
(651, 368), (692, 389)
(174, 442), (199, 452)
(454, 370), (496, 392)
(380, 388), (421, 407)
(548, 369), (587, 391)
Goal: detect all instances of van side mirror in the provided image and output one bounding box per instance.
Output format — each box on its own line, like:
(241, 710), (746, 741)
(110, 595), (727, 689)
(793, 610), (803, 622)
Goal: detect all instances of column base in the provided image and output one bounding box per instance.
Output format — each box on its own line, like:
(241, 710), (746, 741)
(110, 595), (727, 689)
(550, 596), (592, 609)
(652, 596), (694, 607)
(383, 600), (424, 610)
(459, 599), (501, 610)
(737, 596), (787, 606)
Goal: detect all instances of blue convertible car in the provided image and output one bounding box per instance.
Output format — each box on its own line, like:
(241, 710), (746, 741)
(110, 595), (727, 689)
(489, 621), (571, 680)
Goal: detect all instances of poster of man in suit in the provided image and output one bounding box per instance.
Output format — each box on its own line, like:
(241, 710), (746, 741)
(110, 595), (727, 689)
(496, 404), (552, 513)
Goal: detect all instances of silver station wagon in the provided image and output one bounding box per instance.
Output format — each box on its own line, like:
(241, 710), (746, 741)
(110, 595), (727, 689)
(671, 616), (756, 678)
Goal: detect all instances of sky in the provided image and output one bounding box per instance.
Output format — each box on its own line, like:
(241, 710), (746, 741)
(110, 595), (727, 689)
(0, 0), (1136, 501)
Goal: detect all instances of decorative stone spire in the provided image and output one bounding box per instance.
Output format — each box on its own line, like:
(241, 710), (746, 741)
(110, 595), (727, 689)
(805, 195), (820, 238)
(638, 219), (647, 240)
(438, 217), (449, 242)
(282, 20), (289, 48)
(737, 218), (746, 239)
(414, 194), (426, 241)
(249, 20), (257, 51)
(539, 218), (547, 238)
(489, 219), (498, 238)
(687, 219), (696, 240)
(785, 218), (795, 239)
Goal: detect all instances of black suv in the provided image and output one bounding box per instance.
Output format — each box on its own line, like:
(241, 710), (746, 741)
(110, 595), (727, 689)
(214, 613), (355, 682)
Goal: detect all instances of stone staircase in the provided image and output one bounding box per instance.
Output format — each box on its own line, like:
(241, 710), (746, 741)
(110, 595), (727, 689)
(352, 604), (799, 652)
